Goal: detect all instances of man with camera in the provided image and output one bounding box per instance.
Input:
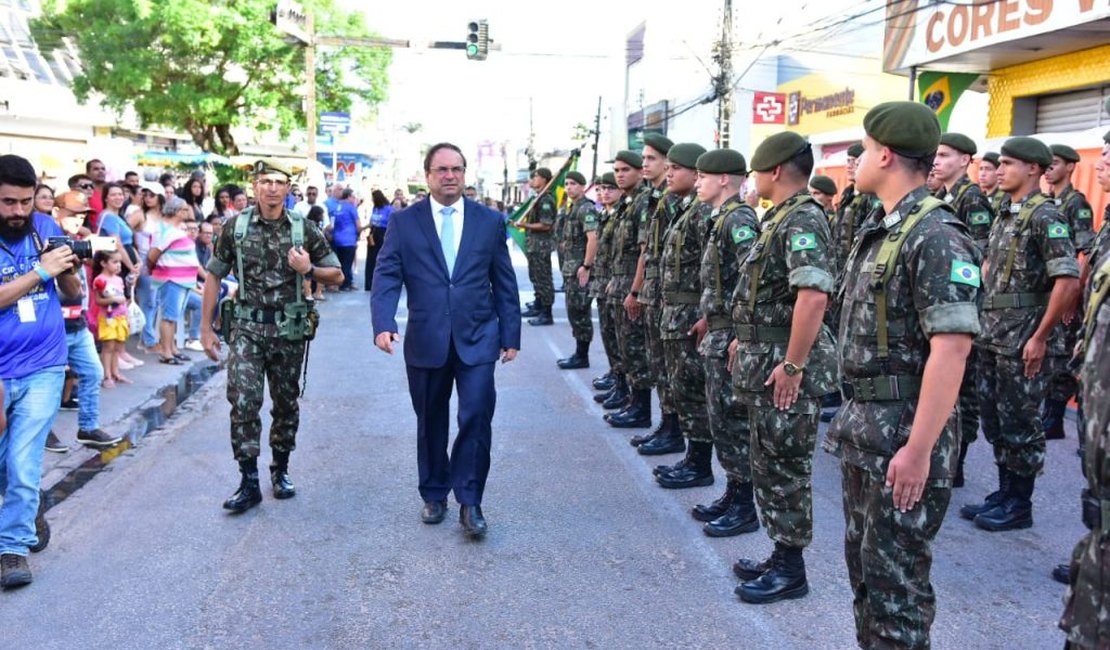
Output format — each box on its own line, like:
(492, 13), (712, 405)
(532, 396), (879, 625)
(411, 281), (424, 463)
(0, 155), (84, 589)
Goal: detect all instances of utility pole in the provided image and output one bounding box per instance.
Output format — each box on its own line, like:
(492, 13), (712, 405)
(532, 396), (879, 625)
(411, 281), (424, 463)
(713, 0), (734, 148)
(305, 12), (317, 163)
(527, 97), (536, 168)
(591, 96), (602, 181)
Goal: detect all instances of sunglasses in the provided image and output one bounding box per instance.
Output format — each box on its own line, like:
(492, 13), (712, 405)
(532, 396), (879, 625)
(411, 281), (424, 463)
(78, 183), (94, 190)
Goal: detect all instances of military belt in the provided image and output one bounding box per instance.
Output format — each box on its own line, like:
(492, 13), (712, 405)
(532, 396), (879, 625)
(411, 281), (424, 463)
(663, 291), (701, 305)
(982, 292), (1049, 310)
(707, 314), (731, 331)
(234, 305), (283, 325)
(848, 375), (922, 401)
(734, 324), (790, 343)
(1081, 490), (1110, 534)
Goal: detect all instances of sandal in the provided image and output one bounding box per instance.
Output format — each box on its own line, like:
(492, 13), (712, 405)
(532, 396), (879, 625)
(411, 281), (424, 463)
(173, 353), (189, 362)
(159, 357), (184, 365)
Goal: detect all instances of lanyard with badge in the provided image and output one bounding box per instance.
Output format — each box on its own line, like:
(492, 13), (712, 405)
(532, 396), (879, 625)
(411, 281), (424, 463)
(0, 229), (46, 324)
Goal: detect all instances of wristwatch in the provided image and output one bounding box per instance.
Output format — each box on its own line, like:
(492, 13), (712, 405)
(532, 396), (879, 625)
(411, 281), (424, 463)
(581, 263), (592, 270)
(783, 361), (805, 376)
(306, 264), (316, 278)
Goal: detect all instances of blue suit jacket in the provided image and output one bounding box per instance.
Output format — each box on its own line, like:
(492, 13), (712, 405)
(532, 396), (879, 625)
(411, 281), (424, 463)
(371, 198), (522, 368)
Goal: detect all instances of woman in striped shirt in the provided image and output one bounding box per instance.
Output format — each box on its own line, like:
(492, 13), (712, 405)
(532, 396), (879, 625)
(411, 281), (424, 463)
(147, 197), (200, 365)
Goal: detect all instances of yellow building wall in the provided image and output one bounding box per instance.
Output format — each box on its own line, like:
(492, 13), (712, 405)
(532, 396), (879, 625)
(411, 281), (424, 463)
(987, 43), (1110, 138)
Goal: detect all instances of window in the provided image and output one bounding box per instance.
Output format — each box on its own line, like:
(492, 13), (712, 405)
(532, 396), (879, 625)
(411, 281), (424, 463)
(1035, 85), (1110, 133)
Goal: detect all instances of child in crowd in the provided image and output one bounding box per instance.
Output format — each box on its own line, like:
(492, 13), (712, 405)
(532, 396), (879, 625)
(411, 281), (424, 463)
(92, 250), (131, 387)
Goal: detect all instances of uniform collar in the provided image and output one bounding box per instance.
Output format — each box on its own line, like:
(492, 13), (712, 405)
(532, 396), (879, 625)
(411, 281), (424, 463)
(875, 186), (931, 232)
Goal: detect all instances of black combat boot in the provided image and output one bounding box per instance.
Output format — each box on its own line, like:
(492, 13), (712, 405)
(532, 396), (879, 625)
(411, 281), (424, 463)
(608, 389), (652, 429)
(692, 476), (740, 522)
(595, 374), (622, 403)
(270, 450), (296, 500)
(638, 412), (685, 455)
(953, 439), (971, 488)
(704, 481), (759, 536)
(656, 441), (714, 489)
(593, 371), (616, 391)
(521, 303), (541, 318)
(734, 543), (809, 604)
(1051, 563), (1071, 584)
(601, 376), (631, 410)
(1042, 398), (1067, 440)
(527, 307), (554, 326)
(557, 340), (590, 369)
(224, 460), (262, 513)
(733, 554), (772, 581)
(974, 473), (1034, 531)
(959, 464), (1009, 520)
(632, 412), (676, 447)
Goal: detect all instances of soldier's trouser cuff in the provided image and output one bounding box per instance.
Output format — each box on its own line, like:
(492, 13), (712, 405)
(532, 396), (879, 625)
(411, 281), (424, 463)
(750, 405), (818, 548)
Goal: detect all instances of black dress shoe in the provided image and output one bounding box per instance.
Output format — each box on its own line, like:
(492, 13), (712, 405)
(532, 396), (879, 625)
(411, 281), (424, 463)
(270, 468), (296, 499)
(421, 500), (448, 524)
(460, 505), (488, 538)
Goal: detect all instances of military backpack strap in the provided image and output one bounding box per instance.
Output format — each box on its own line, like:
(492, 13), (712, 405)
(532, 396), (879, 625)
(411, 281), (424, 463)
(870, 195), (951, 362)
(233, 208), (252, 302)
(711, 199), (749, 310)
(746, 193), (819, 314)
(999, 192), (1049, 289)
(290, 209), (305, 304)
(1083, 256), (1110, 355)
(671, 198), (700, 283)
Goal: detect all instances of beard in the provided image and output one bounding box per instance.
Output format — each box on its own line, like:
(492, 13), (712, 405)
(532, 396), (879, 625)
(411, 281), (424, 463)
(0, 215), (33, 242)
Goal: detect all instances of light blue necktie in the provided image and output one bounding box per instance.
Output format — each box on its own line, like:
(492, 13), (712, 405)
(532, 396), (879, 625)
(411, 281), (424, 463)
(440, 206), (457, 274)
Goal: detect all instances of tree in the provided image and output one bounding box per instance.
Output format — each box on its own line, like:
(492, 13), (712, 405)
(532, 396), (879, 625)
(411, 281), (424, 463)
(32, 0), (392, 155)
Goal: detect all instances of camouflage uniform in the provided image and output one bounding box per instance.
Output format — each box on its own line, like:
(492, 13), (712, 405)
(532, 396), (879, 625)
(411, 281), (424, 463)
(699, 195), (760, 481)
(659, 196), (711, 442)
(607, 183), (652, 391)
(1044, 185), (1095, 405)
(731, 191), (837, 549)
(1059, 254), (1110, 649)
(560, 195), (599, 343)
(987, 187), (1006, 219)
(207, 208), (339, 462)
(978, 191), (1079, 478)
(525, 192), (556, 310)
(639, 185), (679, 415)
(553, 199), (568, 282)
(830, 184), (881, 285)
(593, 204), (622, 373)
(825, 186), (981, 649)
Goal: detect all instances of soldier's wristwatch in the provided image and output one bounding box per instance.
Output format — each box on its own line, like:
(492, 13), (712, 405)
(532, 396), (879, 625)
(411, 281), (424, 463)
(783, 361), (805, 376)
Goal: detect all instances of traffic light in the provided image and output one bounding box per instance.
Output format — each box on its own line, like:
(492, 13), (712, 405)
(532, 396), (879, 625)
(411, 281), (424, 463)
(466, 20), (488, 61)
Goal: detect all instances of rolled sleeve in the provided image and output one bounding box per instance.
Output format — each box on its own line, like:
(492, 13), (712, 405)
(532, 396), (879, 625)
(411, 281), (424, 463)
(921, 302), (981, 336)
(1046, 256), (1080, 279)
(206, 257), (232, 278)
(789, 265), (835, 294)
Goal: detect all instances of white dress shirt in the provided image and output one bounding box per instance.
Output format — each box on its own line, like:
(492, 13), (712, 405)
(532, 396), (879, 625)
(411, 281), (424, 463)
(429, 195), (465, 254)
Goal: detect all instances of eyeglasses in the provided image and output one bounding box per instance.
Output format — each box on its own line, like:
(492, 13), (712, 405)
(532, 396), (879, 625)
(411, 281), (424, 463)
(257, 178), (289, 188)
(430, 166), (465, 176)
(78, 183), (94, 190)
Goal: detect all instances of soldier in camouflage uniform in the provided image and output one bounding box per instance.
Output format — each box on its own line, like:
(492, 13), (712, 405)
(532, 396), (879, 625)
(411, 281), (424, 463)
(517, 168), (556, 326)
(689, 149), (761, 538)
(650, 143), (711, 486)
(978, 152), (1006, 218)
(807, 175), (837, 213)
(830, 142), (881, 286)
(201, 159), (342, 513)
(961, 137), (1080, 532)
(604, 151), (654, 430)
(591, 173), (624, 397)
(1042, 144), (1096, 441)
(825, 102), (981, 649)
(728, 132), (837, 604)
(556, 171), (599, 370)
(931, 132), (994, 487)
(1059, 130), (1110, 649)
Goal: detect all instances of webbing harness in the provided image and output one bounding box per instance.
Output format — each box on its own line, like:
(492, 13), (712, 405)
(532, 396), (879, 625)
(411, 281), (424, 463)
(998, 193), (1049, 290)
(745, 193), (820, 314)
(1083, 255), (1110, 355)
(707, 197), (750, 315)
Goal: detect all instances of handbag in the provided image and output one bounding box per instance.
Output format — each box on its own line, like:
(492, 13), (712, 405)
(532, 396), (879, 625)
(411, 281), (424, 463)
(127, 299), (146, 333)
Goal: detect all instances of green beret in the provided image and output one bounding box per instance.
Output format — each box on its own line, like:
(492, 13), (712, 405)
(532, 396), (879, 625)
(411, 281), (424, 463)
(808, 175), (837, 196)
(1049, 144), (1081, 163)
(532, 167), (552, 181)
(615, 150), (643, 169)
(751, 132), (810, 172)
(1001, 136), (1052, 168)
(980, 151), (1000, 167)
(863, 101), (940, 158)
(667, 142), (707, 169)
(940, 132), (977, 155)
(599, 172), (617, 187)
(696, 149), (747, 175)
(642, 133), (674, 156)
(566, 171), (587, 185)
(846, 142), (864, 158)
(253, 158), (293, 178)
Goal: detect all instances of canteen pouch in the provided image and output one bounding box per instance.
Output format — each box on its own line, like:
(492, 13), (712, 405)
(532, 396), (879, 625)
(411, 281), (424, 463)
(277, 301), (317, 342)
(219, 298), (236, 342)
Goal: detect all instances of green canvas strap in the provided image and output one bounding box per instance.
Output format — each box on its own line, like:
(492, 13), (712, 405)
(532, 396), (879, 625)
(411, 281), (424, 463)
(1083, 255), (1110, 354)
(1000, 193), (1049, 289)
(233, 208), (306, 304)
(670, 197), (699, 283)
(746, 193), (819, 314)
(709, 197), (746, 313)
(871, 195), (949, 362)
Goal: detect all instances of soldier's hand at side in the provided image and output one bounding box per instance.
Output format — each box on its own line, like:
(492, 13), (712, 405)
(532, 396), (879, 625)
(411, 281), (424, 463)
(1022, 335), (1047, 378)
(765, 363), (802, 411)
(689, 318), (708, 347)
(201, 329), (221, 362)
(727, 339), (738, 373)
(287, 246), (312, 275)
(624, 294), (641, 321)
(886, 444), (930, 512)
(375, 331), (400, 354)
(577, 266), (590, 288)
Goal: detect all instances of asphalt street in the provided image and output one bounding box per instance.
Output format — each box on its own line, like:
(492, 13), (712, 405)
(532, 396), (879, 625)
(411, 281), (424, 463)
(5, 254), (1088, 649)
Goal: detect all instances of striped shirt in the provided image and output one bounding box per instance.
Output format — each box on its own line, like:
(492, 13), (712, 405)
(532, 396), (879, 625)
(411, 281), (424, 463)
(151, 222), (199, 289)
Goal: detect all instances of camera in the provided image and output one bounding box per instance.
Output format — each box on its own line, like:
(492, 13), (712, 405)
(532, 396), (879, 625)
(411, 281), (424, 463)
(45, 235), (116, 260)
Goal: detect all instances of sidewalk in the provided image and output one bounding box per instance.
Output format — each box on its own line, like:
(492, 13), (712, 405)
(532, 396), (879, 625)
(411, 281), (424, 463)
(41, 339), (220, 492)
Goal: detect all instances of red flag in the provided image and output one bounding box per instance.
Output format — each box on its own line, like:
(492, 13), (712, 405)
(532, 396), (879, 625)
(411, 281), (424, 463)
(753, 92), (786, 124)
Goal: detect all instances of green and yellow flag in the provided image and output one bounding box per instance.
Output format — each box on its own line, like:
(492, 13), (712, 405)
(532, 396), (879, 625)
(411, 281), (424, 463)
(507, 151), (580, 251)
(918, 71), (979, 131)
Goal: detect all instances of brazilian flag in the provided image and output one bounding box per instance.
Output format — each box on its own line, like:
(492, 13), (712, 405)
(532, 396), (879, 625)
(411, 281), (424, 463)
(507, 151), (580, 251)
(918, 72), (979, 131)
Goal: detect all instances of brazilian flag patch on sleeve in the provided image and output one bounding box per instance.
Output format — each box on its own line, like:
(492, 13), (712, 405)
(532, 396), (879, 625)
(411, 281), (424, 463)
(1047, 222), (1070, 239)
(732, 225), (755, 244)
(950, 260), (981, 287)
(1078, 208), (1092, 221)
(790, 233), (817, 251)
(969, 211), (990, 226)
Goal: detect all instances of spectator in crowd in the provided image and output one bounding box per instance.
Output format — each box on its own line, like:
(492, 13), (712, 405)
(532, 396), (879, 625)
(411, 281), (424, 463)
(163, 181), (176, 202)
(306, 205), (327, 301)
(85, 159), (107, 222)
(131, 182), (165, 354)
(230, 187), (249, 213)
(393, 188), (407, 207)
(158, 172), (174, 187)
(211, 185), (233, 221)
(464, 185), (478, 200)
(91, 250), (131, 387)
(181, 177), (206, 222)
(390, 197), (405, 212)
(414, 189), (427, 202)
(364, 189), (392, 291)
(123, 170), (140, 193)
(287, 183), (301, 210)
(329, 187), (360, 291)
(33, 184), (54, 215)
(95, 182), (144, 369)
(181, 219), (208, 351)
(0, 154), (86, 589)
(205, 213), (224, 240)
(293, 185), (324, 227)
(147, 197), (199, 364)
(325, 182), (345, 217)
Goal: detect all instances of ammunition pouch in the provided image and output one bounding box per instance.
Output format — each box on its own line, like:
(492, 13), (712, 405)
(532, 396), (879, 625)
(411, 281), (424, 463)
(231, 301), (318, 342)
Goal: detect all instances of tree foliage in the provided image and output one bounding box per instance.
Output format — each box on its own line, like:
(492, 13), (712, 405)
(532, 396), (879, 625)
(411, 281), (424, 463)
(32, 0), (392, 155)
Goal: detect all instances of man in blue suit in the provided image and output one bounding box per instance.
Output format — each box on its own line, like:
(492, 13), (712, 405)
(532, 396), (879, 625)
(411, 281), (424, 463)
(371, 142), (521, 538)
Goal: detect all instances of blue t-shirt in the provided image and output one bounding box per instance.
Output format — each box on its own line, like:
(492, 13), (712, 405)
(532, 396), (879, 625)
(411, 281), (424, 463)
(0, 213), (68, 380)
(370, 205), (393, 229)
(97, 211), (133, 246)
(331, 203), (360, 247)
